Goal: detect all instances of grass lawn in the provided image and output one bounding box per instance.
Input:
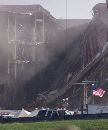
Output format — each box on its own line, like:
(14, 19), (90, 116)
(0, 119), (107, 130)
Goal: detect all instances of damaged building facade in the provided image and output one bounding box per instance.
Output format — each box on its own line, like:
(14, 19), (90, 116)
(39, 3), (108, 110)
(0, 3), (107, 111)
(0, 5), (59, 108)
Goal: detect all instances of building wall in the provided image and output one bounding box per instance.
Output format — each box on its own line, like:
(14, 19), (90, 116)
(0, 9), (58, 108)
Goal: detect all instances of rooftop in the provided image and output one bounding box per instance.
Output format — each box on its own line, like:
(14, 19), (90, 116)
(0, 5), (49, 14)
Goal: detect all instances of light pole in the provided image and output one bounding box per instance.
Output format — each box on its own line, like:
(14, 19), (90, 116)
(73, 81), (97, 108)
(106, 0), (108, 9)
(73, 82), (88, 106)
(65, 0), (68, 48)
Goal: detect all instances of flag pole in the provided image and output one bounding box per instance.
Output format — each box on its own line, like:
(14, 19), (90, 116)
(85, 84), (88, 104)
(84, 84), (86, 105)
(84, 83), (88, 106)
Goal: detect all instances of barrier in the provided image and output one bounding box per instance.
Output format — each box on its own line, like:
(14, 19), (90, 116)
(0, 113), (108, 123)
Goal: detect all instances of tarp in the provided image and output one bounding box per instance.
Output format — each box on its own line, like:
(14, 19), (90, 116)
(14, 109), (31, 118)
(28, 108), (39, 117)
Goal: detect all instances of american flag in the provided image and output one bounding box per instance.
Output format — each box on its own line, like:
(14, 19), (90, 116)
(92, 84), (106, 97)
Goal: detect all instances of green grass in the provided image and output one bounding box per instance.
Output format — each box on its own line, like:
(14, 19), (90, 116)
(0, 119), (107, 130)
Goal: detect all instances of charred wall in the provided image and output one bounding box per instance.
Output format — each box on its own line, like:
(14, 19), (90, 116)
(0, 6), (59, 108)
(48, 3), (108, 109)
(26, 3), (108, 110)
(0, 5), (91, 109)
(23, 24), (88, 110)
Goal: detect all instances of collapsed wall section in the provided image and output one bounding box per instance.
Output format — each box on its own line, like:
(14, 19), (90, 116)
(40, 3), (108, 109)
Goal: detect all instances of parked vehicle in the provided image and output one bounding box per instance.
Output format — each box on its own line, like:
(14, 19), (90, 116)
(36, 108), (65, 120)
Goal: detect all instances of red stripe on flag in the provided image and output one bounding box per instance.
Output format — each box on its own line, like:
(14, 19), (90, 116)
(93, 88), (105, 97)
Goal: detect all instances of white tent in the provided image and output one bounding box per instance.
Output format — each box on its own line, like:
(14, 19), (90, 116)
(14, 109), (31, 118)
(28, 108), (39, 117)
(65, 110), (74, 115)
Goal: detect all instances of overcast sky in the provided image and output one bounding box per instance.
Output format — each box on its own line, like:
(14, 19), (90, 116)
(0, 0), (106, 19)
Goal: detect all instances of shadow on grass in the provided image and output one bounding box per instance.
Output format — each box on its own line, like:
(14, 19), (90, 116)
(86, 128), (108, 130)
